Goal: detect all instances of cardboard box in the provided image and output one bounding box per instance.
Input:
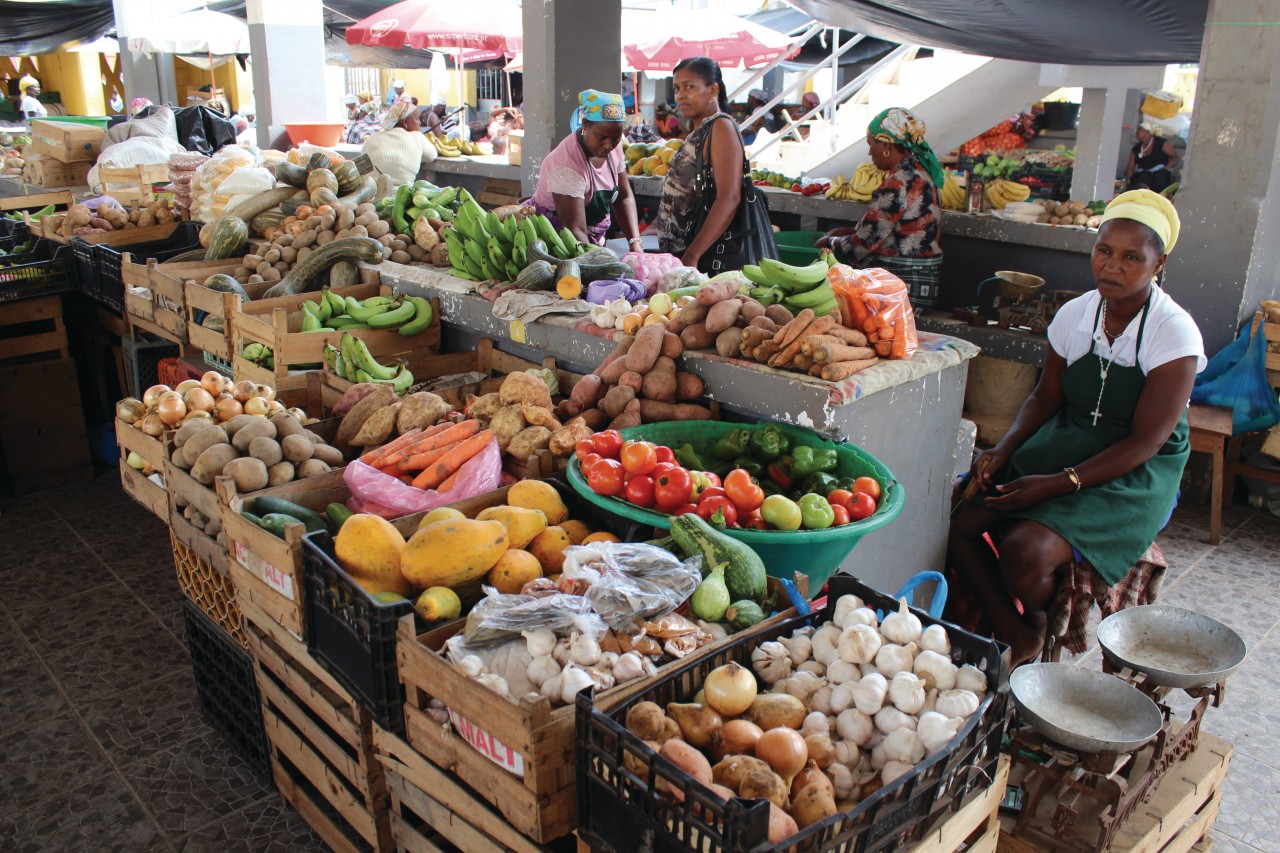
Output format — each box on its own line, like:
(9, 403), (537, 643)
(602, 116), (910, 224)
(507, 129), (523, 166)
(29, 120), (105, 163)
(21, 155), (91, 188)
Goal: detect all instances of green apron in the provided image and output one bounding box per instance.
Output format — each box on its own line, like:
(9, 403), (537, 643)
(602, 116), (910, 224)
(577, 135), (619, 228)
(999, 296), (1188, 584)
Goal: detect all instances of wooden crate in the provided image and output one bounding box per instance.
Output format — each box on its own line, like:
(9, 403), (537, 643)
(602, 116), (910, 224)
(114, 416), (169, 469)
(0, 294), (68, 364)
(477, 177), (523, 209)
(31, 218), (184, 248)
(164, 433), (230, 573)
(999, 732), (1232, 853)
(373, 724), (555, 853)
(0, 190), (74, 215)
(123, 252), (242, 345)
(101, 164), (170, 208)
(249, 600), (395, 853)
(30, 119), (105, 162)
(903, 754), (1007, 853)
(21, 157), (91, 189)
(119, 458), (168, 520)
(0, 357), (91, 494)
(172, 529), (246, 648)
(218, 467), (349, 639)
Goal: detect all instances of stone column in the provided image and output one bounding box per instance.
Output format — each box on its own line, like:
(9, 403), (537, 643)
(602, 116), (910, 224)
(111, 0), (177, 107)
(246, 0), (329, 150)
(520, 0), (622, 194)
(1072, 87), (1131, 201)
(1166, 0), (1280, 353)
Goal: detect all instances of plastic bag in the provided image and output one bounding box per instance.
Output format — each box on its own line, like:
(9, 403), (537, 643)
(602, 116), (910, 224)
(623, 251), (684, 294)
(586, 278), (645, 305)
(828, 264), (918, 359)
(1191, 320), (1280, 434)
(565, 542), (703, 631)
(215, 166), (274, 195)
(463, 589), (606, 647)
(343, 437), (502, 518)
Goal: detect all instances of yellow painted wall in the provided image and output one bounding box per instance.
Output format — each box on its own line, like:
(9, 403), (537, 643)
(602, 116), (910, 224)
(172, 57), (254, 113)
(381, 69), (477, 107)
(33, 51), (105, 116)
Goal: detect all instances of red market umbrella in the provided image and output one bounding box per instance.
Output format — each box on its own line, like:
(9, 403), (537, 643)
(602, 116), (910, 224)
(345, 0), (522, 58)
(621, 10), (800, 72)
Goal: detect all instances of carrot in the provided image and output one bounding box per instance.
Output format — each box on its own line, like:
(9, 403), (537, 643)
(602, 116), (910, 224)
(396, 437), (467, 473)
(360, 427), (424, 467)
(437, 468), (462, 492)
(412, 430), (493, 490)
(378, 420), (479, 468)
(362, 421), (459, 467)
(820, 357), (879, 381)
(828, 326), (868, 347)
(891, 334), (907, 359)
(775, 309), (815, 350)
(771, 315), (834, 367)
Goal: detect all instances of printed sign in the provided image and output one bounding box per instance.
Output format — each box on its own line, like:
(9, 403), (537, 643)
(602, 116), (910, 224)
(233, 541), (295, 600)
(448, 709), (525, 777)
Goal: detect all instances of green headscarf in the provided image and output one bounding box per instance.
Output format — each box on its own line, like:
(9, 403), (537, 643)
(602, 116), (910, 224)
(869, 107), (945, 189)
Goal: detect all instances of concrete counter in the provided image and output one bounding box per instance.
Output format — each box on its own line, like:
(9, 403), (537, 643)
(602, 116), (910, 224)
(377, 262), (980, 593)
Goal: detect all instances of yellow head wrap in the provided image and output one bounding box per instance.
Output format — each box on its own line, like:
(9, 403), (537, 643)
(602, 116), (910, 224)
(1099, 189), (1180, 254)
(19, 75), (39, 92)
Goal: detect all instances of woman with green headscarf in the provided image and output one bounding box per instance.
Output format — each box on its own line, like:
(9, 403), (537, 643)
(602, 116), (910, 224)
(816, 107), (944, 264)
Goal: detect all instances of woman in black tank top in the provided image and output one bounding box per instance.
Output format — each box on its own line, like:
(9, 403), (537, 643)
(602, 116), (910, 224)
(1126, 123), (1179, 192)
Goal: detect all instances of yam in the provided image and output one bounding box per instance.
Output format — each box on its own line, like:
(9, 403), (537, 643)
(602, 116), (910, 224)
(311, 444), (344, 466)
(428, 244), (449, 266)
(641, 356), (677, 404)
(625, 324), (666, 374)
(466, 392), (504, 423)
(182, 425), (229, 466)
(549, 418), (592, 456)
(267, 461), (295, 486)
(638, 400), (713, 421)
(618, 371), (645, 393)
(224, 457), (269, 493)
(601, 385), (637, 418)
(249, 436), (283, 467)
(336, 386), (396, 447)
(508, 426), (553, 462)
(191, 444), (240, 485)
(396, 392), (451, 434)
(680, 322), (715, 351)
(716, 327), (743, 358)
(281, 433), (315, 463)
(660, 332), (684, 360)
(705, 298), (743, 334)
(499, 372), (552, 410)
(521, 404), (561, 430)
(297, 459), (331, 478)
(675, 372), (705, 401)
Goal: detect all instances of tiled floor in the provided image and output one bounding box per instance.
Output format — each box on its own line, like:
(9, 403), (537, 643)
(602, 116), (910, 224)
(1, 472), (1277, 851)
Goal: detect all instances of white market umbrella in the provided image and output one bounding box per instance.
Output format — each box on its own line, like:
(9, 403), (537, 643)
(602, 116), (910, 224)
(129, 8), (251, 98)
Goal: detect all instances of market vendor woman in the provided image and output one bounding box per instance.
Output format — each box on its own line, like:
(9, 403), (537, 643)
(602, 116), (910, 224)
(528, 89), (643, 249)
(816, 107), (942, 264)
(947, 190), (1205, 666)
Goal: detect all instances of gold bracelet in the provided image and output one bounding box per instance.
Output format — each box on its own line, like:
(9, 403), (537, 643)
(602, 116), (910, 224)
(1064, 467), (1082, 493)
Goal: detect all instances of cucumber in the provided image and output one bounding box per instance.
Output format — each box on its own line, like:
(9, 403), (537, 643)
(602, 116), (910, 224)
(250, 496), (329, 533)
(326, 502), (353, 531)
(724, 600), (765, 632)
(258, 513), (303, 539)
(240, 511), (263, 527)
(670, 514), (767, 604)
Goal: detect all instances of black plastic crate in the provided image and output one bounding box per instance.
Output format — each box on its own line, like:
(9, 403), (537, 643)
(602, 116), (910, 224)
(0, 218), (29, 241)
(94, 221), (201, 311)
(69, 237), (100, 300)
(0, 238), (76, 304)
(301, 478), (647, 735)
(576, 575), (1011, 853)
(123, 337), (182, 399)
(181, 599), (271, 779)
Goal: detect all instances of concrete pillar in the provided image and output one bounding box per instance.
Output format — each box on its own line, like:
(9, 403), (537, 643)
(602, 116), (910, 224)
(1166, 0), (1280, 353)
(520, 0), (622, 194)
(247, 0), (329, 150)
(111, 0), (177, 107)
(1072, 87), (1131, 201)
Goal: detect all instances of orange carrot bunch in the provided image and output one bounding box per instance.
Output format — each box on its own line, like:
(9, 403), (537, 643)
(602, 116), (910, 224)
(827, 265), (918, 360)
(359, 419), (494, 492)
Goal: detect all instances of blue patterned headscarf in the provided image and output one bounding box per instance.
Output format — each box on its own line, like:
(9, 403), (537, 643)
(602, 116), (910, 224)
(570, 89), (625, 132)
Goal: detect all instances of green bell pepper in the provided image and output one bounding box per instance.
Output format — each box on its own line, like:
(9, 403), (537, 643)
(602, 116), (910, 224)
(676, 443), (709, 472)
(797, 494), (835, 530)
(795, 472), (839, 500)
(714, 427), (752, 460)
(749, 424), (790, 462)
(833, 476), (857, 492)
(792, 446), (839, 477)
(732, 456), (763, 477)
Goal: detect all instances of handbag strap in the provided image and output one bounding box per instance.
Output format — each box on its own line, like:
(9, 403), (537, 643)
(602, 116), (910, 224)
(693, 115), (749, 190)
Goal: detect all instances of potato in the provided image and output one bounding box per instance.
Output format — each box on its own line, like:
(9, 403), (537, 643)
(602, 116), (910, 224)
(337, 207), (356, 230)
(267, 461), (295, 486)
(507, 426), (553, 462)
(175, 417), (215, 448)
(270, 411), (304, 439)
(232, 418), (276, 452)
(351, 404), (398, 446)
(625, 324), (666, 374)
(171, 443), (192, 470)
(466, 392), (504, 423)
(224, 457), (269, 492)
(249, 436), (283, 466)
(183, 425), (229, 466)
(366, 219), (390, 239)
(223, 414), (259, 436)
(191, 444), (240, 485)
(521, 403), (561, 431)
(499, 372), (552, 410)
(660, 332), (684, 360)
(675, 372), (705, 401)
(281, 433), (315, 463)
(390, 250), (412, 264)
(311, 443), (343, 466)
(680, 322), (715, 350)
(296, 459), (331, 478)
(641, 356), (677, 404)
(409, 244), (429, 262)
(397, 392), (451, 434)
(304, 429), (325, 444)
(491, 404), (529, 451)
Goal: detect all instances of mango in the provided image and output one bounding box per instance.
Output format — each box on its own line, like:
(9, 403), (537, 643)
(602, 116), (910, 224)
(335, 514), (412, 597)
(402, 518), (508, 588)
(475, 505), (547, 549)
(506, 480), (569, 524)
(486, 549), (543, 595)
(528, 526), (571, 574)
(582, 531), (620, 545)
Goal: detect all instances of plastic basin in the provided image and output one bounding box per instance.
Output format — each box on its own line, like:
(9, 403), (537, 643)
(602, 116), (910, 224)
(566, 421), (904, 591)
(283, 122), (347, 147)
(774, 231), (823, 267)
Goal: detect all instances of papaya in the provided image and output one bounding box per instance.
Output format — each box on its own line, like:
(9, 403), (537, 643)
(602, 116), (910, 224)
(401, 518), (508, 588)
(334, 514), (412, 597)
(582, 531), (620, 545)
(560, 519), (592, 545)
(414, 586), (462, 622)
(486, 549), (543, 595)
(505, 480), (569, 525)
(475, 505), (547, 549)
(417, 506), (466, 530)
(528, 526), (571, 573)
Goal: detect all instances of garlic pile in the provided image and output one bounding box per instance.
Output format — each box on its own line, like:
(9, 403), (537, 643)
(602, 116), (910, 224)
(752, 595), (987, 794)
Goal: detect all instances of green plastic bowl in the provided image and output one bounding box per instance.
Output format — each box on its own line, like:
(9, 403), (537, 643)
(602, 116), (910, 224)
(565, 421), (904, 591)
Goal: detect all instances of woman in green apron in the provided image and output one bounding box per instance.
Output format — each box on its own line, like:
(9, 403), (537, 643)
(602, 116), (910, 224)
(528, 89), (644, 250)
(948, 190), (1205, 665)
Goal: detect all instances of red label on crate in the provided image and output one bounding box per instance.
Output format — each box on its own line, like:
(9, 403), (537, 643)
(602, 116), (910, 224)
(232, 542), (295, 600)
(448, 709), (525, 777)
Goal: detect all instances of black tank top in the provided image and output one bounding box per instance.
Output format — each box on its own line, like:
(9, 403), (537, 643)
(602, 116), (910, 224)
(1132, 135), (1172, 171)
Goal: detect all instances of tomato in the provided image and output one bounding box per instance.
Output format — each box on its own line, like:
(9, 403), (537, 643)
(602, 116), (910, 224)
(831, 504), (851, 526)
(620, 441), (658, 476)
(586, 458), (625, 496)
(827, 489), (853, 511)
(624, 474), (656, 508)
(580, 452), (602, 471)
(653, 466), (693, 511)
(696, 495), (739, 527)
(650, 461), (676, 482)
(742, 510), (768, 530)
(591, 430), (624, 459)
(847, 491), (877, 521)
(575, 439), (596, 462)
(654, 445), (675, 465)
(703, 472), (722, 488)
(724, 469), (764, 513)
(852, 476), (882, 501)
(699, 486), (727, 502)
(688, 471), (714, 502)
(760, 494), (803, 530)
(672, 503), (700, 516)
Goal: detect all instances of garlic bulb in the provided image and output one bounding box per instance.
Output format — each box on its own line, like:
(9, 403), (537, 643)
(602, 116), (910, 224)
(477, 673), (511, 698)
(880, 599), (923, 645)
(838, 624), (882, 664)
(833, 739), (861, 767)
(698, 620), (730, 641)
(835, 708), (875, 745)
(560, 665), (595, 704)
(526, 655), (561, 688)
(919, 624), (951, 655)
(551, 638), (571, 665)
(917, 712), (963, 754)
(810, 685), (834, 715)
(921, 688), (938, 714)
(849, 672), (888, 715)
(540, 672), (564, 701)
(870, 740), (889, 771)
(780, 633), (814, 666)
(800, 712), (830, 738)
(826, 660), (860, 685)
(913, 649), (958, 691)
(830, 762), (856, 801)
(456, 655), (485, 678)
(832, 594), (866, 628)
(613, 652), (646, 683)
(955, 665), (988, 695)
(845, 607), (879, 629)
(935, 689), (980, 719)
(751, 641), (793, 685)
(829, 682), (855, 714)
(586, 666), (616, 691)
(882, 760), (914, 786)
(888, 671), (927, 715)
(811, 625), (842, 666)
(881, 727), (925, 764)
(569, 634), (602, 666)
(599, 651), (619, 670)
(874, 705), (917, 735)
(865, 730), (884, 752)
(859, 663), (879, 678)
(797, 660), (826, 676)
(522, 629), (556, 658)
(874, 642), (917, 678)
(777, 670), (826, 704)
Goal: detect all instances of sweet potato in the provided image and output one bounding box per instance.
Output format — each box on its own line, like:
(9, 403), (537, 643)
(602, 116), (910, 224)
(641, 356), (677, 404)
(601, 384), (637, 418)
(660, 332), (684, 360)
(748, 315), (777, 333)
(619, 371), (645, 393)
(675, 372), (705, 401)
(739, 299), (766, 322)
(598, 357), (630, 385)
(695, 279), (741, 305)
(351, 404), (399, 446)
(673, 301), (710, 327)
(569, 374), (604, 409)
(579, 408), (610, 430)
(765, 304), (794, 326)
(680, 322), (715, 351)
(592, 341), (630, 378)
(608, 399), (642, 430)
(625, 324), (666, 374)
(336, 386), (395, 448)
(556, 399), (581, 420)
(705, 298), (743, 335)
(638, 400), (712, 421)
(716, 327), (742, 358)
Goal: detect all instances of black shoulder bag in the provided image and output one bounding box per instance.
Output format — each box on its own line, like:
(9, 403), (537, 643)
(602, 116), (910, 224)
(689, 118), (777, 274)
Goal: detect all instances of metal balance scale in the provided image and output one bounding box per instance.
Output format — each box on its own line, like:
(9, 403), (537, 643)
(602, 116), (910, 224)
(1006, 605), (1246, 851)
(962, 271), (1080, 335)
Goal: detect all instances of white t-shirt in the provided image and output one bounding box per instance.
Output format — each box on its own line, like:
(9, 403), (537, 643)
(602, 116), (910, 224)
(1047, 285), (1207, 375)
(19, 95), (47, 118)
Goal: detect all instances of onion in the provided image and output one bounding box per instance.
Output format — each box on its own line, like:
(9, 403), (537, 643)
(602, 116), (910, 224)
(175, 379), (200, 395)
(233, 380), (257, 402)
(790, 759), (835, 800)
(255, 383), (276, 402)
(140, 412), (166, 436)
(183, 387), (215, 413)
(703, 662), (758, 717)
(285, 407), (307, 421)
(182, 410), (212, 424)
(200, 370), (226, 396)
(721, 719), (764, 756)
(244, 396), (271, 417)
(157, 395), (187, 425)
(756, 728), (808, 787)
(214, 396), (244, 422)
(142, 384), (171, 409)
(116, 398), (145, 424)
(267, 400), (286, 415)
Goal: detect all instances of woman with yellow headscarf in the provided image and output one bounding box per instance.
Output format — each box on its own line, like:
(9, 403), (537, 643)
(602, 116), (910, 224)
(947, 190), (1206, 666)
(18, 75), (47, 120)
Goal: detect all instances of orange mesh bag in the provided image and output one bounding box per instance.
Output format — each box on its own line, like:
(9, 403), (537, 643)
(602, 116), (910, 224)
(828, 265), (918, 359)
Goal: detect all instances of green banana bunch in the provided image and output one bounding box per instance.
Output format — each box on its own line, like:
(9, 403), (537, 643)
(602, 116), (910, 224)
(334, 332), (414, 393)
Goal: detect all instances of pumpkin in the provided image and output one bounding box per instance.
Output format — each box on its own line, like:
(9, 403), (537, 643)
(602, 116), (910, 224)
(400, 519), (509, 589)
(307, 168), (339, 195)
(204, 216), (249, 261)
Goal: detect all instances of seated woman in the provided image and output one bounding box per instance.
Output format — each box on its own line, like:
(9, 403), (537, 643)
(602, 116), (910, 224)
(345, 101), (382, 145)
(947, 190), (1205, 665)
(528, 89), (642, 249)
(816, 107), (942, 265)
(361, 98), (437, 187)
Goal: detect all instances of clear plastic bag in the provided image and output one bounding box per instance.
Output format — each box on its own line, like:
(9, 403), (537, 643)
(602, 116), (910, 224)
(343, 437), (502, 518)
(828, 264), (918, 359)
(463, 590), (606, 647)
(564, 542), (703, 631)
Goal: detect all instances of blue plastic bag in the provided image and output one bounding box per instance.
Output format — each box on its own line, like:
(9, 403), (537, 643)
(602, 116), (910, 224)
(1191, 320), (1280, 434)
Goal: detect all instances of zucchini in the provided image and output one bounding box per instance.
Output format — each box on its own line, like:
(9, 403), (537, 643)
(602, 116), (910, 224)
(515, 259), (556, 290)
(274, 160), (309, 188)
(205, 216), (248, 261)
(203, 273), (249, 301)
(258, 512), (304, 539)
(337, 175), (376, 207)
(582, 261), (635, 285)
(326, 502), (353, 531)
(527, 239), (560, 266)
(670, 514), (767, 604)
(724, 600), (765, 632)
(251, 496), (329, 533)
(262, 236), (385, 298)
(554, 259), (582, 299)
(226, 186), (299, 223)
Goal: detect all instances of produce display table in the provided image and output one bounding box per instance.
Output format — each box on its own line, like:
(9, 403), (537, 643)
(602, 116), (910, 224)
(379, 262), (979, 593)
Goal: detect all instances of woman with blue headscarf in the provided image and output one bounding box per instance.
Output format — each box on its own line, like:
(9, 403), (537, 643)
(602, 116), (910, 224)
(529, 89), (643, 249)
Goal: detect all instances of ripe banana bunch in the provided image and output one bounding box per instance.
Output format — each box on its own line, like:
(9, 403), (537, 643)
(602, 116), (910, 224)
(323, 331), (415, 393)
(743, 250), (839, 317)
(940, 172), (966, 211)
(983, 178), (1031, 210)
(456, 138), (484, 156)
(427, 132), (462, 158)
(824, 162), (888, 202)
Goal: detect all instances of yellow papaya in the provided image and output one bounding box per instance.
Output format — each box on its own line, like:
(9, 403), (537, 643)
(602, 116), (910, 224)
(475, 505), (547, 549)
(417, 506), (466, 530)
(402, 518), (509, 588)
(506, 480), (569, 524)
(486, 549), (543, 594)
(334, 514), (412, 597)
(528, 525), (571, 574)
(560, 519), (592, 545)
